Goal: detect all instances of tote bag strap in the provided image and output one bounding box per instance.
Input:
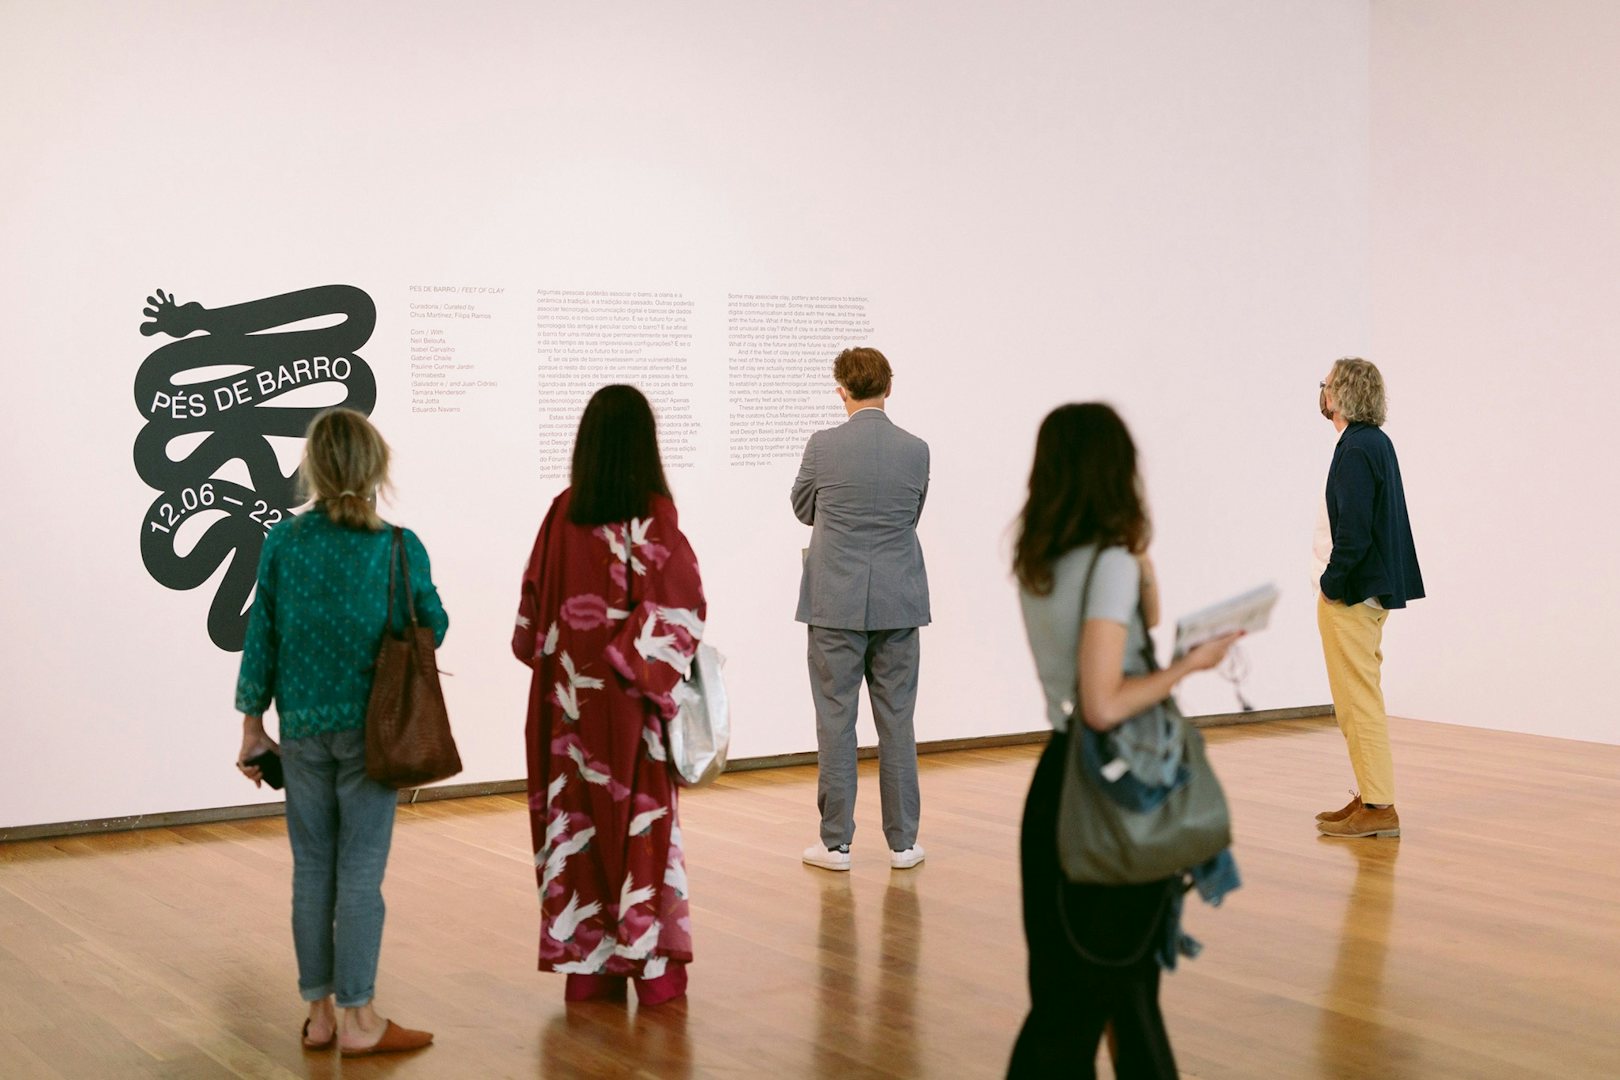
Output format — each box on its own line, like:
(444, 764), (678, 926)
(384, 526), (420, 634)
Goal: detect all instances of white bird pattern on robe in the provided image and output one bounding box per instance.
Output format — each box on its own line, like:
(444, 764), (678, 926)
(641, 955), (669, 980)
(599, 525), (647, 576)
(542, 621), (559, 657)
(560, 651), (605, 691)
(515, 613), (531, 629)
(641, 725), (667, 762)
(548, 891), (603, 943)
(547, 772), (567, 807)
(626, 517), (656, 574)
(544, 810), (571, 848)
(554, 650), (605, 722)
(663, 856), (689, 901)
(540, 826), (596, 891)
(553, 936), (616, 975)
(614, 919), (662, 960)
(634, 615), (692, 676)
(656, 606), (705, 638)
(566, 742), (614, 787)
(627, 516), (652, 548)
(554, 681), (581, 721)
(618, 872), (657, 915)
(628, 805), (668, 837)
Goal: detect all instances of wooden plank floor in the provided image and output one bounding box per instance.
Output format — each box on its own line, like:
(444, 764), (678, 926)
(2, 717), (1618, 1079)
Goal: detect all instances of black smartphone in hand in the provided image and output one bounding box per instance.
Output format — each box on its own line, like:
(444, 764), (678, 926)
(244, 749), (285, 790)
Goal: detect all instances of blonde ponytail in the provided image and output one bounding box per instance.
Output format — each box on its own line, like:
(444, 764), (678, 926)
(299, 409), (392, 530)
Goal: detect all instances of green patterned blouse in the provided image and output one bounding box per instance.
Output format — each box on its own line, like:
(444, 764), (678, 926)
(235, 510), (450, 741)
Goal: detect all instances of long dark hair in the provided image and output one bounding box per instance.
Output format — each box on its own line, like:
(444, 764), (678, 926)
(568, 385), (671, 525)
(1012, 403), (1150, 595)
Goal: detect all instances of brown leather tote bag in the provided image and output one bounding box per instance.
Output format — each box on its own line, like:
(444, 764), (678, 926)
(364, 527), (462, 789)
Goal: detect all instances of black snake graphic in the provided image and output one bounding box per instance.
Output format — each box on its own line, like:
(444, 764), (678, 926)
(134, 285), (377, 651)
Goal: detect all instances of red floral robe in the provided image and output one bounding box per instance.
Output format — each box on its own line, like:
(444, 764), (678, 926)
(512, 490), (705, 977)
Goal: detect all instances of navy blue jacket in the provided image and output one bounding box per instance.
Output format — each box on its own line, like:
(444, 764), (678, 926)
(1320, 423), (1425, 609)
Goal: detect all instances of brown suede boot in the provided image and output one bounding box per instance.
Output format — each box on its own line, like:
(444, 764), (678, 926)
(1317, 804), (1400, 838)
(1316, 791), (1361, 823)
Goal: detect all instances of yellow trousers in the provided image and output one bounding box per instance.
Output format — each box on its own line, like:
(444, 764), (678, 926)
(1317, 594), (1395, 805)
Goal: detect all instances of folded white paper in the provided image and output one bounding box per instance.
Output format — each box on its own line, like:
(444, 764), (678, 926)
(1173, 583), (1280, 658)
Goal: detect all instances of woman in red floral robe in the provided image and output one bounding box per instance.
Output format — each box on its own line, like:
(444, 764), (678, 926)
(512, 386), (706, 1005)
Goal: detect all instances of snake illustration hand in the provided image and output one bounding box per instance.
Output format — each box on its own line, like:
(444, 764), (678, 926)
(133, 284), (378, 651)
(140, 288), (206, 338)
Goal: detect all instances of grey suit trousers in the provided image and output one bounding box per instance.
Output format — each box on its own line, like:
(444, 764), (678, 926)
(808, 626), (921, 850)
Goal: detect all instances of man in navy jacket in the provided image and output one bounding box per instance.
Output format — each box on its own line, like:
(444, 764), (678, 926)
(1312, 358), (1424, 839)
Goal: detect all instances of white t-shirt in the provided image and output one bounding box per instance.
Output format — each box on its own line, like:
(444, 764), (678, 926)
(1313, 495), (1381, 609)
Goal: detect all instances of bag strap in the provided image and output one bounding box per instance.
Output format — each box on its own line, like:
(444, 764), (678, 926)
(1055, 874), (1176, 968)
(385, 526), (419, 632)
(1074, 546), (1160, 705)
(385, 526), (400, 629)
(1073, 548), (1101, 715)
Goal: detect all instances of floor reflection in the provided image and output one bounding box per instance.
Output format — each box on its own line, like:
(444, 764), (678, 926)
(814, 875), (859, 1077)
(1316, 837), (1418, 1077)
(540, 982), (693, 1078)
(811, 872), (923, 1077)
(875, 875), (921, 1077)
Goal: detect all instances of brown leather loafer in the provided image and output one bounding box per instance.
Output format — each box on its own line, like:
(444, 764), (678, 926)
(1317, 804), (1400, 838)
(1316, 792), (1362, 823)
(340, 1020), (434, 1058)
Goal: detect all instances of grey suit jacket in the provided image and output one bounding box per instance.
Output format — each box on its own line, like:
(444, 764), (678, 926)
(792, 409), (931, 630)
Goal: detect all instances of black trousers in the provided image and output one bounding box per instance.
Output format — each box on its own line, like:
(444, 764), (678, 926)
(1007, 731), (1179, 1079)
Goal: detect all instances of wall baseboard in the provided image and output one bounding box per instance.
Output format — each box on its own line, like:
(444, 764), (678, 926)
(0, 706), (1332, 843)
(1190, 704), (1334, 728)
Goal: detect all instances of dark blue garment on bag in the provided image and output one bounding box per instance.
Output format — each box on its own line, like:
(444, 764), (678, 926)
(1078, 725), (1242, 970)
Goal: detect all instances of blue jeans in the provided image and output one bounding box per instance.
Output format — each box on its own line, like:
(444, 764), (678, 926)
(281, 728), (397, 1007)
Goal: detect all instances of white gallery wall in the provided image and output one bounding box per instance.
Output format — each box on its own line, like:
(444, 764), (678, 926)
(2, 1), (1377, 828)
(1370, 0), (1620, 744)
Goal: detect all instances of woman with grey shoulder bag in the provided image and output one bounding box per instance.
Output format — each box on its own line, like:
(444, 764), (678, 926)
(1007, 403), (1241, 1079)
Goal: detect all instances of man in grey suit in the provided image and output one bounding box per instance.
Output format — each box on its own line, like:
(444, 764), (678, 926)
(792, 346), (930, 871)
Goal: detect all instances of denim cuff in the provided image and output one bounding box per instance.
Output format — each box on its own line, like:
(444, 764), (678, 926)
(299, 983), (333, 1002)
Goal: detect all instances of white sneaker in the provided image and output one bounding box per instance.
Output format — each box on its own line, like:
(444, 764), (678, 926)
(890, 845), (926, 869)
(802, 842), (851, 871)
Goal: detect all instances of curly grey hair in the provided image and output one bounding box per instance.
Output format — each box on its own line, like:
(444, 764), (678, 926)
(1329, 357), (1387, 426)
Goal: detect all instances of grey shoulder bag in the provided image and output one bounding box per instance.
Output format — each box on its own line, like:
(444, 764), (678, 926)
(1056, 551), (1232, 885)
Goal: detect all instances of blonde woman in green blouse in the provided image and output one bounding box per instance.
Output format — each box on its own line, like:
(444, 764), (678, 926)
(235, 408), (448, 1058)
